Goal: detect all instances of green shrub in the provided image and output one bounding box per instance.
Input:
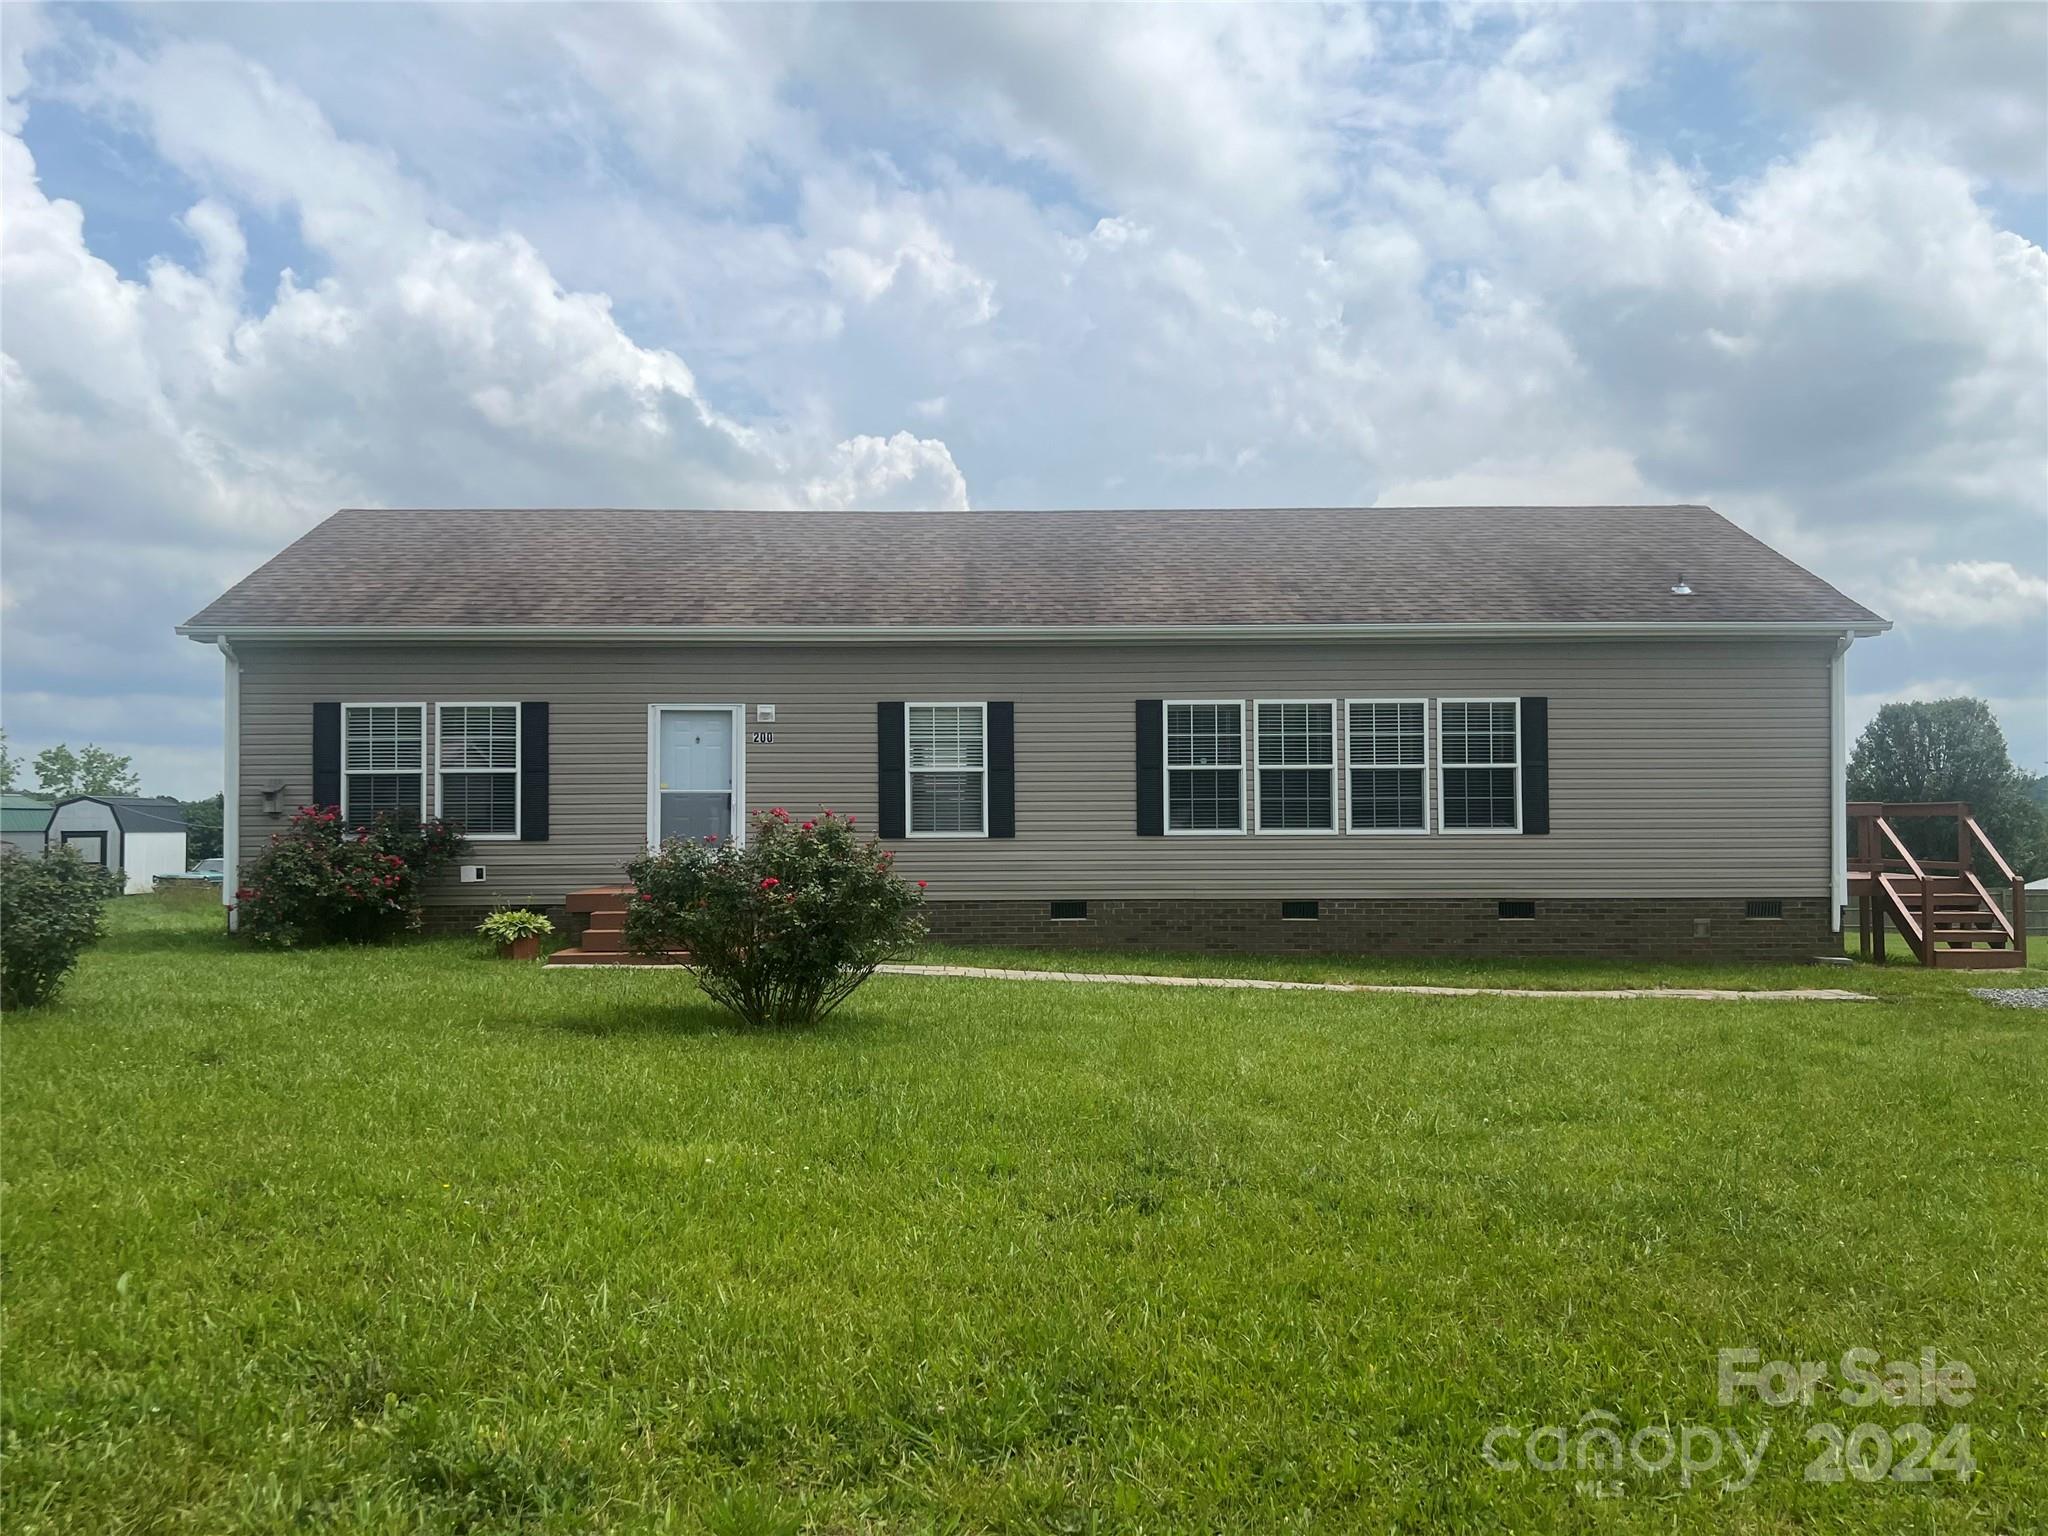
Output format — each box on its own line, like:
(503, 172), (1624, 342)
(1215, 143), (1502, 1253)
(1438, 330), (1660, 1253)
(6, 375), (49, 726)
(236, 806), (466, 947)
(625, 808), (926, 1026)
(1, 844), (123, 1010)
(478, 909), (554, 944)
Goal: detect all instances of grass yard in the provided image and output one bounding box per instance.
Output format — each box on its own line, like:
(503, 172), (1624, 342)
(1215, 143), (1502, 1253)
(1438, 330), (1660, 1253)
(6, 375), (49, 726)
(4, 897), (2045, 1533)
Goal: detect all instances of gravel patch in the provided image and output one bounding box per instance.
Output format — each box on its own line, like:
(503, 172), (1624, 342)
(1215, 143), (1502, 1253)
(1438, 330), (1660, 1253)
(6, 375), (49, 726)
(1968, 988), (2048, 1010)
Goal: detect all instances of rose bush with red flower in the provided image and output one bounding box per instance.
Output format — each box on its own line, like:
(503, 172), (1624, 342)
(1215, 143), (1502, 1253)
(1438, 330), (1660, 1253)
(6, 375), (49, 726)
(235, 806), (466, 947)
(624, 808), (926, 1027)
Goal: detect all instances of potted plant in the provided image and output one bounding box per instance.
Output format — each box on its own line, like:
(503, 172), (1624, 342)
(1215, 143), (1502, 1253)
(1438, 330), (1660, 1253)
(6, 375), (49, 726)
(478, 908), (554, 961)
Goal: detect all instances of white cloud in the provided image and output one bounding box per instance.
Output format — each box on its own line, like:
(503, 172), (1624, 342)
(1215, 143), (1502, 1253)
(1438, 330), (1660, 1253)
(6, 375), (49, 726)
(1880, 561), (2048, 631)
(537, 4), (803, 203)
(801, 432), (969, 512)
(1, 32), (964, 792)
(1697, 3), (2048, 191)
(810, 177), (998, 324)
(1375, 449), (1662, 509)
(1090, 216), (1151, 251)
(799, 5), (1379, 217)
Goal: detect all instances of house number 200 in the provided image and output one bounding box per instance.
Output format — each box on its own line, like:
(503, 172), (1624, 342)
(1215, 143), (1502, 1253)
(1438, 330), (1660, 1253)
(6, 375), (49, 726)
(749, 730), (775, 744)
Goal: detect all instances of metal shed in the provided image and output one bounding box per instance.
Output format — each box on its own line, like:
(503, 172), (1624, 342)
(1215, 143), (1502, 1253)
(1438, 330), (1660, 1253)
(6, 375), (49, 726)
(1, 792), (53, 856)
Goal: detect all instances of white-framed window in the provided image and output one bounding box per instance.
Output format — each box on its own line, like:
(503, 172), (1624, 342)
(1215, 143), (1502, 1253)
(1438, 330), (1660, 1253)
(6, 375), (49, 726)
(342, 703), (426, 829)
(1165, 700), (1245, 834)
(436, 703), (520, 839)
(1438, 698), (1520, 832)
(1254, 700), (1338, 833)
(1346, 699), (1430, 834)
(906, 702), (987, 837)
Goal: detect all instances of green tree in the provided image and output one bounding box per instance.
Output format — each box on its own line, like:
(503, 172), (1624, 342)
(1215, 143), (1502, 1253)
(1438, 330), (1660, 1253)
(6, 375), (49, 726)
(181, 794), (225, 862)
(1848, 698), (2047, 878)
(31, 745), (77, 797)
(0, 729), (18, 792)
(32, 743), (140, 798)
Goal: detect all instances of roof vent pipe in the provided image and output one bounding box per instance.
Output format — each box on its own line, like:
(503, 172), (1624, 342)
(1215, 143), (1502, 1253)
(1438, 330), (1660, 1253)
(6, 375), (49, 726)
(1670, 576), (1693, 595)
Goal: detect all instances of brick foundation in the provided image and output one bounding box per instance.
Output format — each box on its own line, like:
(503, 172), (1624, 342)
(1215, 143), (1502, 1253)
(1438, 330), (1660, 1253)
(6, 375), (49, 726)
(920, 897), (1835, 963)
(419, 903), (571, 939)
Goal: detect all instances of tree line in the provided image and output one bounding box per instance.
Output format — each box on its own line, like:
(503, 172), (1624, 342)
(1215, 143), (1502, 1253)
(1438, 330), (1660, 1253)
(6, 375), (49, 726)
(1848, 699), (2046, 878)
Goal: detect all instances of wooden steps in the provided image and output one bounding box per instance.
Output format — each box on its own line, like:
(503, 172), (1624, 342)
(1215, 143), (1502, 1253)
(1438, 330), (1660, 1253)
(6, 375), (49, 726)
(1850, 804), (2027, 970)
(546, 887), (689, 968)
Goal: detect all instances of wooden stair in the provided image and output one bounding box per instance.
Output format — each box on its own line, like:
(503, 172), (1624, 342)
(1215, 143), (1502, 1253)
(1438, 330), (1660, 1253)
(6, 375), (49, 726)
(1850, 804), (2027, 970)
(545, 887), (691, 968)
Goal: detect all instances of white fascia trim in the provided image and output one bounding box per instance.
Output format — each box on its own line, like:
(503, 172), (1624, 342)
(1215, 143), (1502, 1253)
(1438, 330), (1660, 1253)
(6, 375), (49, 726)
(179, 619), (1894, 643)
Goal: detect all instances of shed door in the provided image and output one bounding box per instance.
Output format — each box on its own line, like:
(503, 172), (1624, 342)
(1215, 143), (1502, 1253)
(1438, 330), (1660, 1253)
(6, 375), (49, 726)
(61, 830), (108, 866)
(655, 709), (735, 845)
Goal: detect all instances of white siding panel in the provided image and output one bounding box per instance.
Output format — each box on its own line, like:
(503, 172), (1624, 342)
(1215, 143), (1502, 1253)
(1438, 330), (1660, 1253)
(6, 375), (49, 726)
(232, 639), (1833, 905)
(122, 832), (189, 895)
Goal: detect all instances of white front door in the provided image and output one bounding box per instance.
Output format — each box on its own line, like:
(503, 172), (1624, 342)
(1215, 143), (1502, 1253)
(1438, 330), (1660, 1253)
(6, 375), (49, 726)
(652, 708), (738, 845)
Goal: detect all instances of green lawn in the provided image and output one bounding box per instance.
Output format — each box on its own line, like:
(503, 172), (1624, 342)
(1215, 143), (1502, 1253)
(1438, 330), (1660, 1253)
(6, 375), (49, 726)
(4, 897), (2044, 1533)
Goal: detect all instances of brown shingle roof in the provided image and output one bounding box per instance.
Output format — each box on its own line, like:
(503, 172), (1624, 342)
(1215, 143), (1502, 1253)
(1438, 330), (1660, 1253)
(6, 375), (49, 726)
(180, 506), (1885, 633)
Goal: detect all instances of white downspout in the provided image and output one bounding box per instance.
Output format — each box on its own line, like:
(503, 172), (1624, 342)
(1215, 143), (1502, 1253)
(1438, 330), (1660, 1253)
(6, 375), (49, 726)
(1830, 633), (1851, 934)
(217, 636), (240, 933)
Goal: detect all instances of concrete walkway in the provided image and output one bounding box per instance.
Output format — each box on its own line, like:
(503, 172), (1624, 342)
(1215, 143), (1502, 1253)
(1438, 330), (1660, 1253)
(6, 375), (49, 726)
(876, 963), (1875, 1003)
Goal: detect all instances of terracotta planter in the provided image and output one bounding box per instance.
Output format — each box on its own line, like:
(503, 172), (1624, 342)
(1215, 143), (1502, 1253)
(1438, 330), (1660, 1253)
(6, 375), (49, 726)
(498, 934), (542, 962)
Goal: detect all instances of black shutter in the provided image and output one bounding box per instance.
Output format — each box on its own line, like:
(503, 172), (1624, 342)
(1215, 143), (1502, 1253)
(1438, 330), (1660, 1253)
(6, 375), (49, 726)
(1521, 696), (1550, 835)
(988, 702), (1016, 838)
(520, 702), (550, 841)
(1135, 700), (1165, 836)
(877, 702), (906, 839)
(312, 703), (342, 812)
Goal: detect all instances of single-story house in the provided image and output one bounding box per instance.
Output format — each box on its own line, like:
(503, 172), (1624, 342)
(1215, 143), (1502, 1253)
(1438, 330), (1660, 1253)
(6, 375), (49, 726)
(45, 796), (189, 894)
(178, 506), (1888, 959)
(1, 791), (53, 856)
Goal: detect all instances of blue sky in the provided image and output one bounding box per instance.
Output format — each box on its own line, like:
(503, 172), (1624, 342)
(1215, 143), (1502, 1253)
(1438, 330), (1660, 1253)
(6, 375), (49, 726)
(3, 2), (2044, 795)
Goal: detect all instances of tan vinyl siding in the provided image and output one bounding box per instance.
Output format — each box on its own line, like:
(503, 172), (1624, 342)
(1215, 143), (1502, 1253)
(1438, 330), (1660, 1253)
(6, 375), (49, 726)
(232, 638), (1833, 904)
